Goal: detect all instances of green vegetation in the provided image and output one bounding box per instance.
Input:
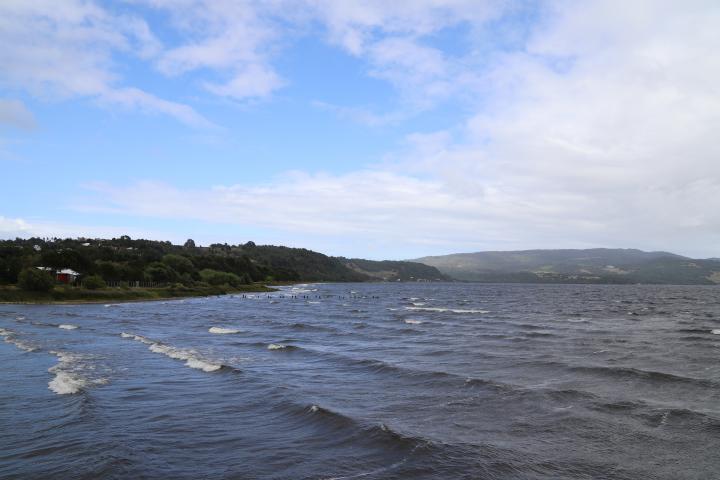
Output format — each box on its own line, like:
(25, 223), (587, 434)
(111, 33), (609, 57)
(0, 235), (447, 303)
(17, 267), (54, 292)
(0, 283), (272, 304)
(82, 275), (107, 290)
(413, 248), (720, 284)
(338, 258), (450, 282)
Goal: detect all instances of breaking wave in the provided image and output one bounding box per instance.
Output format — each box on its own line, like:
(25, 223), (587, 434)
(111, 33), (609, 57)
(209, 327), (241, 334)
(121, 332), (224, 372)
(48, 351), (107, 395)
(0, 327), (38, 352)
(404, 306), (490, 314)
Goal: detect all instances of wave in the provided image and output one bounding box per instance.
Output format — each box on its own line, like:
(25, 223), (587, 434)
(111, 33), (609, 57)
(403, 306), (490, 314)
(404, 319), (423, 325)
(712, 329), (720, 335)
(268, 343), (297, 350)
(121, 332), (224, 372)
(570, 364), (718, 389)
(208, 327), (241, 334)
(0, 327), (38, 352)
(58, 324), (79, 330)
(296, 402), (429, 452)
(48, 351), (107, 395)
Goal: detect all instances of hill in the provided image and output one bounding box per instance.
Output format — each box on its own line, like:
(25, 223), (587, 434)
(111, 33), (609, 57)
(0, 236), (446, 288)
(337, 258), (450, 282)
(412, 248), (720, 284)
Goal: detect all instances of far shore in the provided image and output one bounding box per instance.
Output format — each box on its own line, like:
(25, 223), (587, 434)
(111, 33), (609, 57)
(0, 283), (278, 305)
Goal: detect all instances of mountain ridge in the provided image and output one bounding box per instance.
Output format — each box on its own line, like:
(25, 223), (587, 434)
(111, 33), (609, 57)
(411, 248), (720, 284)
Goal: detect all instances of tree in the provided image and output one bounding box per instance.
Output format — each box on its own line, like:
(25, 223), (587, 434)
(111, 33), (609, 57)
(161, 254), (195, 275)
(144, 262), (178, 284)
(83, 275), (106, 290)
(183, 239), (196, 249)
(199, 269), (242, 287)
(18, 268), (54, 292)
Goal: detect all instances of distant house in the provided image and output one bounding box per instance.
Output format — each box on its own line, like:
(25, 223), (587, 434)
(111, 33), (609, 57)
(56, 269), (80, 284)
(36, 267), (80, 284)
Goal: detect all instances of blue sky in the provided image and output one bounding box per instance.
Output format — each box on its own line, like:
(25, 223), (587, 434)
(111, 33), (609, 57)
(2, 1), (720, 259)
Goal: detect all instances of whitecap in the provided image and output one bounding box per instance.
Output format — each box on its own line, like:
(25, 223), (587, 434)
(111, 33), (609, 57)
(185, 358), (223, 372)
(404, 306), (490, 314)
(712, 329), (720, 335)
(404, 319), (423, 325)
(268, 343), (288, 350)
(47, 351), (106, 395)
(48, 371), (87, 395)
(123, 332), (223, 373)
(120, 332), (153, 344)
(58, 324), (78, 330)
(0, 328), (38, 352)
(209, 327), (241, 334)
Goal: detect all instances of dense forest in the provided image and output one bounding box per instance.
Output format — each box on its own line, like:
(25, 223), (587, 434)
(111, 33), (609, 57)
(0, 236), (446, 289)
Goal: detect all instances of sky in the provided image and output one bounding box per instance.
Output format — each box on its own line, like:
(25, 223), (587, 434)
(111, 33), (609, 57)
(1, 0), (720, 259)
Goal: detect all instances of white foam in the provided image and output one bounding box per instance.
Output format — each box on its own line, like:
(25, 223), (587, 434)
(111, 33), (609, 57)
(4, 337), (37, 352)
(149, 343), (191, 360)
(185, 358), (223, 372)
(209, 327), (241, 334)
(308, 301), (320, 304)
(712, 329), (720, 335)
(48, 371), (87, 395)
(123, 332), (223, 372)
(404, 319), (423, 324)
(1, 328), (38, 352)
(16, 316), (25, 321)
(309, 404), (320, 413)
(47, 351), (106, 395)
(411, 302), (426, 306)
(58, 324), (78, 330)
(268, 343), (288, 350)
(404, 306), (490, 314)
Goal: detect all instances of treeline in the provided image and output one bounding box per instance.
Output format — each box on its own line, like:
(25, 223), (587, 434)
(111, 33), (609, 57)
(0, 236), (368, 287)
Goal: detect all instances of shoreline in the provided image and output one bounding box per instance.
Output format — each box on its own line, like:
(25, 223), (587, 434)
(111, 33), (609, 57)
(0, 283), (278, 305)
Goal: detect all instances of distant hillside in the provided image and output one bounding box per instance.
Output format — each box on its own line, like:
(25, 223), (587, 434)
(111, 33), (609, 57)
(0, 237), (447, 287)
(338, 258), (449, 282)
(412, 248), (720, 284)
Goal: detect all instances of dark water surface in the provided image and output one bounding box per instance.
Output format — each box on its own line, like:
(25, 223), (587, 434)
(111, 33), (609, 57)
(2, 283), (720, 479)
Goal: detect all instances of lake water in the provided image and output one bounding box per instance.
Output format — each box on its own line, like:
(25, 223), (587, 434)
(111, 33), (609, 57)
(2, 283), (720, 479)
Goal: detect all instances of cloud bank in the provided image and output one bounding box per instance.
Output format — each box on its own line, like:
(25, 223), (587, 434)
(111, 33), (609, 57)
(3, 1), (720, 257)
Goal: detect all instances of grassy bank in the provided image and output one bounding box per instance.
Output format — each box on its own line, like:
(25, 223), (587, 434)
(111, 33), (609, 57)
(0, 283), (275, 304)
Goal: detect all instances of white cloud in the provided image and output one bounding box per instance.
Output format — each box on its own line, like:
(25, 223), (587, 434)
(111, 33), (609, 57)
(0, 99), (36, 130)
(0, 0), (209, 127)
(65, 1), (720, 258)
(0, 215), (169, 242)
(0, 216), (33, 236)
(149, 0), (286, 101)
(4, 1), (720, 257)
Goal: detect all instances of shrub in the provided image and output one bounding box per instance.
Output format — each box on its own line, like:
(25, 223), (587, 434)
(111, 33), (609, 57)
(18, 268), (55, 292)
(161, 254), (195, 275)
(144, 262), (178, 284)
(199, 269), (242, 287)
(83, 275), (107, 290)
